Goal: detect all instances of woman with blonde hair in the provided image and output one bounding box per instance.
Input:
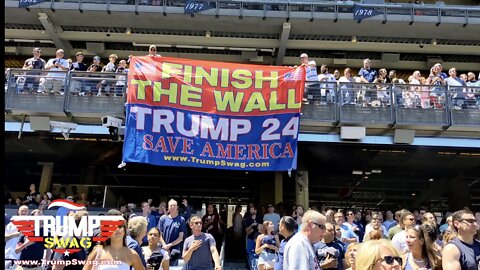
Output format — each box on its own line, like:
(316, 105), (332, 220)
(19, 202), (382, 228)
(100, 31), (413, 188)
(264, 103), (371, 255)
(345, 242), (360, 270)
(255, 221), (279, 270)
(355, 239), (402, 270)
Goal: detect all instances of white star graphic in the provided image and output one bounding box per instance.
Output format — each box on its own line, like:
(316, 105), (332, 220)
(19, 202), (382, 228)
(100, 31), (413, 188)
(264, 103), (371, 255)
(63, 250), (70, 256)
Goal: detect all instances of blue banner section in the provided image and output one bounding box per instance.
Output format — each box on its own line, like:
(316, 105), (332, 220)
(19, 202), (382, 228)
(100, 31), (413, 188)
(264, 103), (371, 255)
(122, 105), (300, 171)
(353, 4), (383, 21)
(18, 0), (46, 8)
(184, 0), (214, 14)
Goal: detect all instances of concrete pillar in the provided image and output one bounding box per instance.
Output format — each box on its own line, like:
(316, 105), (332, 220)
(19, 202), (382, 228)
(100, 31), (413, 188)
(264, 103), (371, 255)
(274, 172), (283, 205)
(296, 171), (309, 210)
(37, 162), (54, 194)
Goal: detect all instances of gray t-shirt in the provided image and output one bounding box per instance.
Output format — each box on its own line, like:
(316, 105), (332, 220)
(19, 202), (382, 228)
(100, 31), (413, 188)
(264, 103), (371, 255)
(283, 232), (320, 270)
(183, 233), (216, 270)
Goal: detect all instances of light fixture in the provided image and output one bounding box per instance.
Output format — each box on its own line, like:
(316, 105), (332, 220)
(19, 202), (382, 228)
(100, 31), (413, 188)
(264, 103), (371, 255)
(431, 38), (437, 46)
(429, 178), (434, 182)
(364, 176), (369, 179)
(365, 172), (371, 175)
(371, 169), (382, 174)
(205, 31), (212, 38)
(351, 35), (357, 43)
(411, 193), (416, 196)
(352, 170), (363, 175)
(125, 27), (131, 35)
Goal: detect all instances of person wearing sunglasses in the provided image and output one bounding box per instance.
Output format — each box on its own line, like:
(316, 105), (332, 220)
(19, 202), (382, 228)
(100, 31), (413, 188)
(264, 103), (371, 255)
(442, 209), (480, 270)
(404, 224), (441, 270)
(355, 239), (402, 270)
(147, 45), (161, 57)
(392, 210), (416, 253)
(183, 215), (222, 270)
(283, 210), (326, 270)
(22, 47), (46, 93)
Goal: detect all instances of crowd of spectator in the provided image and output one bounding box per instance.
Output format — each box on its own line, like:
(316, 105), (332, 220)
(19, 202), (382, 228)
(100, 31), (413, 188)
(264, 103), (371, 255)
(5, 180), (480, 269)
(299, 54), (480, 109)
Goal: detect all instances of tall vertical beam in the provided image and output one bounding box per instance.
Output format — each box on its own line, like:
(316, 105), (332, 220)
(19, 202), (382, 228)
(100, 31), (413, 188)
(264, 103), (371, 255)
(38, 162), (54, 194)
(274, 172), (283, 205)
(296, 171), (309, 210)
(275, 22), (291, 66)
(37, 13), (73, 52)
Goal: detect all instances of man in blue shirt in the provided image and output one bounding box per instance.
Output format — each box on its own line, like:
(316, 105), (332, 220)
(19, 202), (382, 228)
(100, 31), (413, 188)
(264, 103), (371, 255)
(158, 199), (187, 266)
(141, 201), (157, 245)
(315, 222), (345, 270)
(334, 212), (357, 250)
(274, 216), (295, 270)
(358, 58), (377, 83)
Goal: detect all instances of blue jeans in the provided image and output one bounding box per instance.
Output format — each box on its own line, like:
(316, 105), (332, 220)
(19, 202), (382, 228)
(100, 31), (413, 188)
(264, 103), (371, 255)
(169, 249), (181, 266)
(246, 238), (258, 270)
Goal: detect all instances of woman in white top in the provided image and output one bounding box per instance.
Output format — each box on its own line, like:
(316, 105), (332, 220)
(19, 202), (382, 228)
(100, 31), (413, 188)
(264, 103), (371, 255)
(84, 221), (145, 270)
(403, 224), (441, 270)
(338, 68), (356, 104)
(142, 228), (169, 270)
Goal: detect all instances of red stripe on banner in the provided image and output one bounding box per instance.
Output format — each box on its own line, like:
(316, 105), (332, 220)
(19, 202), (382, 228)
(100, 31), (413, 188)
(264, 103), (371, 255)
(28, 237), (44, 242)
(93, 237), (108, 242)
(23, 232), (35, 236)
(101, 221), (125, 226)
(53, 249), (81, 254)
(12, 221), (34, 225)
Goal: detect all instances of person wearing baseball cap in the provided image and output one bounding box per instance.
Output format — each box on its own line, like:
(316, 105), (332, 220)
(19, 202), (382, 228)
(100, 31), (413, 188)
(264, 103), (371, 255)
(299, 53), (309, 66)
(304, 59), (319, 104)
(148, 45), (161, 57)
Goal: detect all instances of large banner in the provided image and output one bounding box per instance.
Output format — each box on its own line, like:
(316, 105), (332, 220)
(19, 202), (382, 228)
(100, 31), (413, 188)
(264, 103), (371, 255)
(122, 57), (304, 171)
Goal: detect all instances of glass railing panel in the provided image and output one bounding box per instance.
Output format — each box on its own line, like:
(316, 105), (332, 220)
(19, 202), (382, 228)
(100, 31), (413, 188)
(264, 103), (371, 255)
(394, 84), (448, 127)
(65, 71), (127, 120)
(5, 68), (67, 114)
(412, 6), (439, 16)
(385, 5), (412, 16)
(301, 82), (337, 123)
(338, 82), (393, 125)
(448, 85), (480, 127)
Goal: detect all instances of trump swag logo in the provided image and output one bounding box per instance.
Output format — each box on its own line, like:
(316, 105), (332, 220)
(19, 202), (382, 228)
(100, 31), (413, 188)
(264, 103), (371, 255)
(10, 200), (124, 255)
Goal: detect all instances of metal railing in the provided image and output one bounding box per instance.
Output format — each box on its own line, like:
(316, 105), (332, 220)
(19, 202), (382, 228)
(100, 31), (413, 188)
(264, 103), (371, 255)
(5, 68), (127, 122)
(4, 69), (480, 130)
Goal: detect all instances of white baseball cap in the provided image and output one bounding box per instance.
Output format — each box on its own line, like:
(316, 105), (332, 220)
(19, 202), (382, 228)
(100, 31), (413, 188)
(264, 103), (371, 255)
(300, 53), (308, 58)
(308, 60), (317, 66)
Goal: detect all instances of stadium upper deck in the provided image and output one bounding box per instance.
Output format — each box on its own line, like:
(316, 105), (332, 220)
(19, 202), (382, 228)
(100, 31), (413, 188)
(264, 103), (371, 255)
(4, 0), (480, 70)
